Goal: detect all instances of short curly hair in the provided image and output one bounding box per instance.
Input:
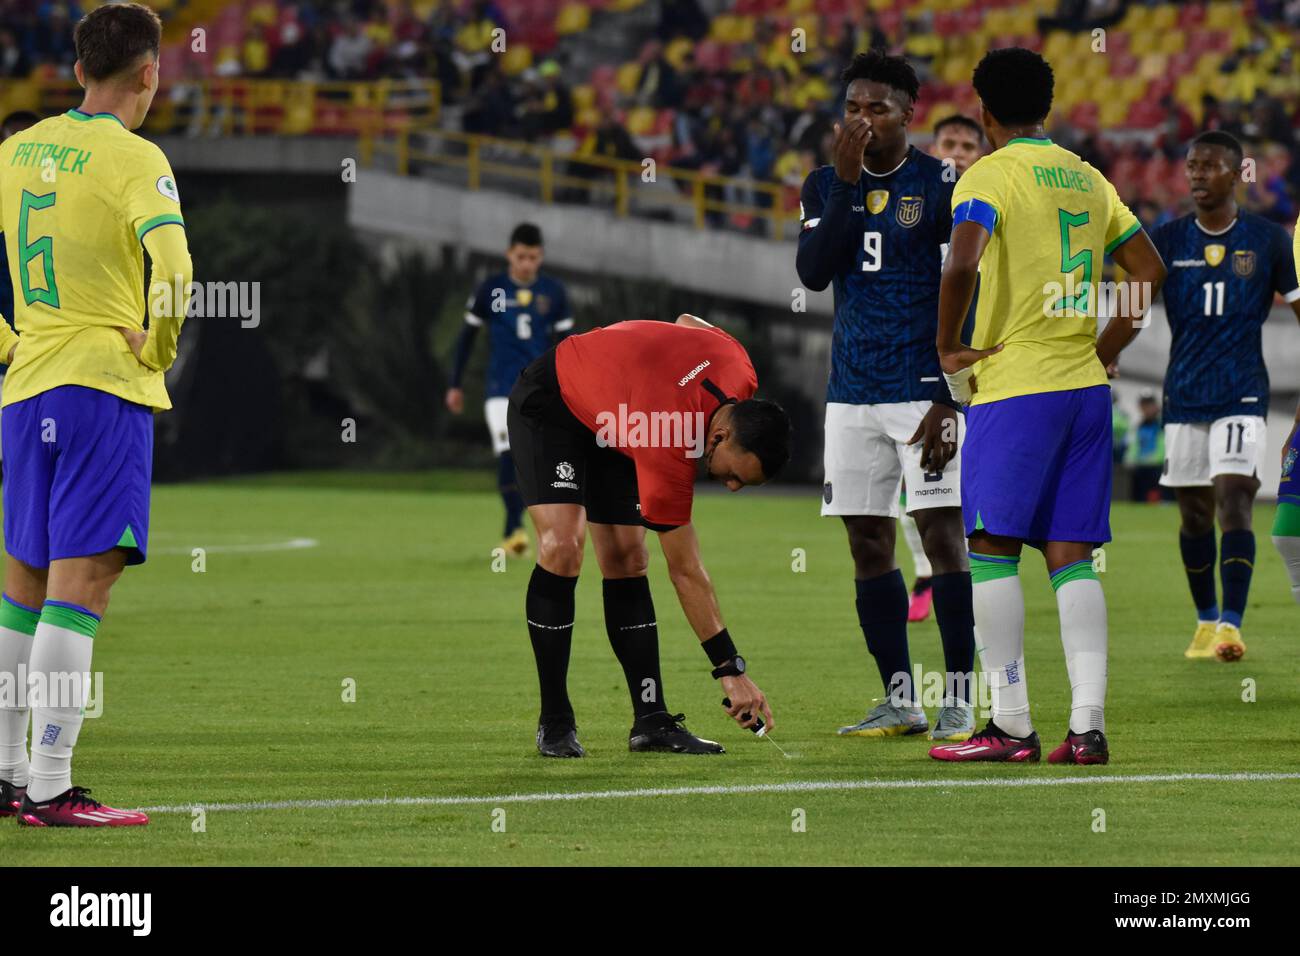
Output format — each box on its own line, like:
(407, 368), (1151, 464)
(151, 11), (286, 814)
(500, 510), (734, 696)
(840, 50), (920, 105)
(972, 48), (1054, 126)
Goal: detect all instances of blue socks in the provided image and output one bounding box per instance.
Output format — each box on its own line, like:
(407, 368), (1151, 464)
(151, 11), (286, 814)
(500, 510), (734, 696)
(499, 452), (525, 536)
(855, 570), (912, 703)
(1219, 529), (1255, 628)
(1179, 530), (1219, 622)
(929, 571), (976, 703)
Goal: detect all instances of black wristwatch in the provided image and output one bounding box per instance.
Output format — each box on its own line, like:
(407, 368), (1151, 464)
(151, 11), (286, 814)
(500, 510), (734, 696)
(711, 655), (746, 680)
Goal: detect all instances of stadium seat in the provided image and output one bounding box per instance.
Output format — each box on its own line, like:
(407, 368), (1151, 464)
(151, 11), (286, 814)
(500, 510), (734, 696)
(556, 3), (590, 35)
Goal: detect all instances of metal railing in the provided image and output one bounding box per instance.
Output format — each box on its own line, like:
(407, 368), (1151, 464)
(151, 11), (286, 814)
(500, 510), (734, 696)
(360, 125), (800, 240)
(8, 78), (439, 137)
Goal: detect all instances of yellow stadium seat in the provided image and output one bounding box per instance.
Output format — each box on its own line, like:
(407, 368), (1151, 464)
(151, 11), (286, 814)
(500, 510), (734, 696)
(1156, 31), (1185, 56)
(664, 37), (693, 70)
(1149, 4), (1178, 30)
(1119, 4), (1152, 32)
(625, 107), (656, 136)
(1119, 75), (1148, 102)
(1194, 53), (1224, 78)
(1081, 54), (1109, 81)
(939, 56), (970, 86)
(1204, 2), (1237, 30)
(616, 62), (642, 95)
(1009, 9), (1038, 33)
(501, 43), (532, 75)
(556, 3), (589, 36)
(1043, 32), (1073, 62)
(1099, 99), (1129, 127)
(1138, 52), (1168, 80)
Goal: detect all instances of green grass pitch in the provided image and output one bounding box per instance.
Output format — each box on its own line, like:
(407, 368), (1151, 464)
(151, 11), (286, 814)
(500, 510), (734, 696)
(2, 471), (1296, 865)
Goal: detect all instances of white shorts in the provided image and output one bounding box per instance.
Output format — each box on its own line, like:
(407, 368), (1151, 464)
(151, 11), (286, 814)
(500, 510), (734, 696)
(485, 396), (510, 455)
(1160, 416), (1267, 487)
(821, 401), (963, 517)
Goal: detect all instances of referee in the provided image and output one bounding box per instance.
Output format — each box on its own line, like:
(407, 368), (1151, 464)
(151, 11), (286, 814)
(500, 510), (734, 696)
(508, 314), (791, 757)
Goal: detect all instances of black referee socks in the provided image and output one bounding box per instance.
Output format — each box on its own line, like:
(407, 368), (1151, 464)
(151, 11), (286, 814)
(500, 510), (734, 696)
(603, 576), (667, 720)
(526, 565), (578, 721)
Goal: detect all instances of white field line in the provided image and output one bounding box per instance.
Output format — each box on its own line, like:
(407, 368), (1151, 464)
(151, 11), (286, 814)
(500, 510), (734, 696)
(150, 537), (319, 555)
(137, 771), (1300, 814)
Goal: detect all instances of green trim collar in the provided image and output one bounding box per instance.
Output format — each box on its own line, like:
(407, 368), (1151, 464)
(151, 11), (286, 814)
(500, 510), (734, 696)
(1007, 136), (1053, 147)
(67, 109), (126, 127)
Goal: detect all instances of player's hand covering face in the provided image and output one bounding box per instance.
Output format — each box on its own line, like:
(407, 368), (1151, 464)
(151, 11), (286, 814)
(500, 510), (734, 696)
(843, 78), (912, 163)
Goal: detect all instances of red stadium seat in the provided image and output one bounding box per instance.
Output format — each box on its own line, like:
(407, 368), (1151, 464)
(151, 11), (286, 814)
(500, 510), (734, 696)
(1178, 2), (1207, 29)
(1068, 102), (1100, 133)
(1110, 52), (1140, 77)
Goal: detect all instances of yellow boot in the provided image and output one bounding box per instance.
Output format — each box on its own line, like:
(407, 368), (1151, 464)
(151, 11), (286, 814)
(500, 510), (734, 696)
(1184, 620), (1219, 659)
(1213, 622), (1246, 662)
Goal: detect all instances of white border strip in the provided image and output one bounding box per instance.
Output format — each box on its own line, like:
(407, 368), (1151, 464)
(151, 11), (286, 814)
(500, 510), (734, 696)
(137, 771), (1300, 814)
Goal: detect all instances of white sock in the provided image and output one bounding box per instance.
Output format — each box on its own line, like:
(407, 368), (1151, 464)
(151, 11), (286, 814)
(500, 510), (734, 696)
(0, 596), (40, 788)
(901, 513), (932, 579)
(1055, 574), (1108, 734)
(1273, 535), (1300, 604)
(971, 555), (1031, 738)
(27, 602), (99, 803)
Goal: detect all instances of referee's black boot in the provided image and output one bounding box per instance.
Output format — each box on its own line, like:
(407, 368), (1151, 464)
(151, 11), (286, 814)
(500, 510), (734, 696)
(629, 711), (724, 755)
(537, 715), (585, 758)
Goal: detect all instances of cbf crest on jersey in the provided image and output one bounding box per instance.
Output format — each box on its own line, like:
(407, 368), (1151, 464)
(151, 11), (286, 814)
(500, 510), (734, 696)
(1232, 250), (1256, 278)
(516, 288), (533, 307)
(1204, 243), (1225, 267)
(896, 195), (923, 228)
(1283, 446), (1297, 479)
(866, 189), (889, 215)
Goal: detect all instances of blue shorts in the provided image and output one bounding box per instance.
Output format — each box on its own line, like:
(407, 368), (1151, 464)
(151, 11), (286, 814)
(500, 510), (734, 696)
(1280, 424), (1300, 507)
(962, 385), (1112, 546)
(2, 385), (153, 568)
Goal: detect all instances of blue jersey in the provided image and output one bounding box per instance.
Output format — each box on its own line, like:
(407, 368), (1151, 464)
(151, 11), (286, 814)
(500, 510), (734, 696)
(1152, 211), (1299, 423)
(796, 147), (958, 406)
(465, 272), (573, 397)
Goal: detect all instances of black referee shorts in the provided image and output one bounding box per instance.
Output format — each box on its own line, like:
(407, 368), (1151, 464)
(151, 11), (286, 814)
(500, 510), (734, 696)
(506, 348), (643, 526)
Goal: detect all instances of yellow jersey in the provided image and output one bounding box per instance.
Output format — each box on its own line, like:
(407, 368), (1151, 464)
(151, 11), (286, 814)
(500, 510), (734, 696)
(952, 137), (1141, 405)
(0, 109), (187, 410)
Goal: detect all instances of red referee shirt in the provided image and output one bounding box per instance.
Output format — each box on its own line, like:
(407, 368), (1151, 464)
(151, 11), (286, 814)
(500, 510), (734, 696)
(555, 320), (759, 527)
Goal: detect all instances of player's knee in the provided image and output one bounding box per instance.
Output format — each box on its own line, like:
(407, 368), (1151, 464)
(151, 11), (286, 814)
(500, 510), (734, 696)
(1179, 502), (1214, 536)
(538, 530), (584, 575)
(602, 545), (648, 579)
(917, 514), (966, 572)
(846, 529), (891, 575)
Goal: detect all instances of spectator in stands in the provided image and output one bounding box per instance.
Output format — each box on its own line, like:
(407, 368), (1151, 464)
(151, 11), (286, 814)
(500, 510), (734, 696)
(1246, 143), (1296, 224)
(517, 60), (572, 140)
(1111, 391), (1130, 465)
(1156, 94), (1197, 158)
(659, 0), (708, 42)
(635, 40), (684, 110)
(462, 62), (513, 137)
(329, 17), (373, 79)
(31, 1), (78, 72)
(0, 28), (30, 78)
(1125, 391), (1167, 503)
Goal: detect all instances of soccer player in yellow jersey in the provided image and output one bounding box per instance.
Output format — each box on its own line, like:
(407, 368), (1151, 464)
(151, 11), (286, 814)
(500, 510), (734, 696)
(928, 49), (1166, 765)
(0, 3), (192, 826)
